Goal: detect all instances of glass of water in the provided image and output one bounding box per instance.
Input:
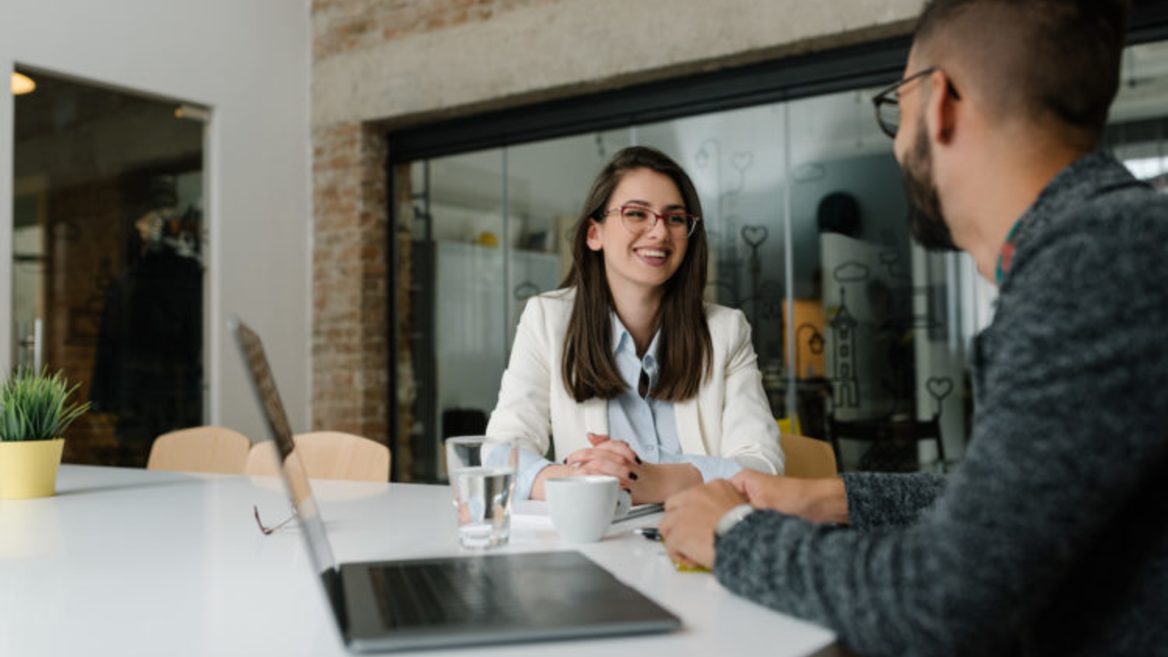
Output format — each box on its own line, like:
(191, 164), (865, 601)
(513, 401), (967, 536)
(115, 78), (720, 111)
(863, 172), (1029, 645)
(445, 436), (517, 549)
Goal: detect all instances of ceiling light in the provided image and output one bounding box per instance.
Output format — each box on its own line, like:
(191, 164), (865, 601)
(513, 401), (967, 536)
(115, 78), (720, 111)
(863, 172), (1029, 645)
(11, 72), (35, 95)
(174, 104), (210, 122)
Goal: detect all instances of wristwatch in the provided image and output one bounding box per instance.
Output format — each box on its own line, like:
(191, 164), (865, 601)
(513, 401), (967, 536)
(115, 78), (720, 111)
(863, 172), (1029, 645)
(715, 503), (755, 540)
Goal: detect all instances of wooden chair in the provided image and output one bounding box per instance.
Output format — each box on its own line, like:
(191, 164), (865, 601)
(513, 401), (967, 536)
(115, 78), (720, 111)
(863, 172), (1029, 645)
(245, 431), (391, 482)
(827, 414), (945, 473)
(780, 433), (838, 478)
(146, 426), (252, 475)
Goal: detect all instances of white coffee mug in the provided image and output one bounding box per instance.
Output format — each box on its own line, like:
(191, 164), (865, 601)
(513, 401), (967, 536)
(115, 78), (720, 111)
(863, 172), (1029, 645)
(545, 475), (625, 543)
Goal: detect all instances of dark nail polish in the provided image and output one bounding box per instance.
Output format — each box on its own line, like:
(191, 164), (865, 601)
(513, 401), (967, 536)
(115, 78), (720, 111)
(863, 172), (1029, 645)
(630, 472), (639, 481)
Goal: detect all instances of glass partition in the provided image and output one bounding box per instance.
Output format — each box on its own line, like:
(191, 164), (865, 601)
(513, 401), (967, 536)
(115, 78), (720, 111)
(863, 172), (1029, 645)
(11, 68), (206, 467)
(503, 130), (634, 349)
(396, 38), (1168, 481)
(638, 106), (789, 411)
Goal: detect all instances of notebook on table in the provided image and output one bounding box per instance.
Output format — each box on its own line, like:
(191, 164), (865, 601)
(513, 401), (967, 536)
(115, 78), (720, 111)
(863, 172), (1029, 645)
(231, 317), (680, 653)
(513, 500), (664, 526)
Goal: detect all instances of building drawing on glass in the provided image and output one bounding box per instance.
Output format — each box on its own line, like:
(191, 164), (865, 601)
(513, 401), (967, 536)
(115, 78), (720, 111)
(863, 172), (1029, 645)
(829, 287), (860, 410)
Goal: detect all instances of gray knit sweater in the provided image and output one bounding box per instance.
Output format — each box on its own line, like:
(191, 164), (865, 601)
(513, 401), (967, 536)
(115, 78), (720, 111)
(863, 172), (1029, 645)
(714, 152), (1168, 657)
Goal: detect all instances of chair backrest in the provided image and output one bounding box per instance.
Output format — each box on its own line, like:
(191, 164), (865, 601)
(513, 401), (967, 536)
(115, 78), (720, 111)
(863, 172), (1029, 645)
(245, 431), (390, 482)
(780, 433), (838, 478)
(827, 415), (945, 472)
(147, 426), (252, 474)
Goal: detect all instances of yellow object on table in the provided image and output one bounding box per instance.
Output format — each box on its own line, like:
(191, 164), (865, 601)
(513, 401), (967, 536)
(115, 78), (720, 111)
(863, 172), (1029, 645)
(0, 438), (65, 499)
(672, 559), (711, 573)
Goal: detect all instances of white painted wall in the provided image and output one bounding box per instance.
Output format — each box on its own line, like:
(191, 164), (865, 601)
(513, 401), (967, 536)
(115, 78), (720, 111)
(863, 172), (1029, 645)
(0, 0), (312, 441)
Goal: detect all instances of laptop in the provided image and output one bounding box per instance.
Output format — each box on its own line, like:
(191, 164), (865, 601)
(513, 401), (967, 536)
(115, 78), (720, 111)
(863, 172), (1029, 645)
(231, 317), (681, 653)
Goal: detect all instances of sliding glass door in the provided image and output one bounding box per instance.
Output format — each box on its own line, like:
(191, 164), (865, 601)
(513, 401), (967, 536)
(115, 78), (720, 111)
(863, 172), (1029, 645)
(391, 37), (1168, 482)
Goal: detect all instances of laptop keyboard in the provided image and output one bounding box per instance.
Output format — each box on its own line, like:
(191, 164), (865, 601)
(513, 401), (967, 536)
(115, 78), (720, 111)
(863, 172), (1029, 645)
(370, 560), (522, 628)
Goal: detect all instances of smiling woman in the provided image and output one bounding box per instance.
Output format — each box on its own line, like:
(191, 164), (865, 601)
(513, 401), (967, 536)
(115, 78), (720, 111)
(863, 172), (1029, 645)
(483, 146), (784, 504)
(567, 149), (708, 403)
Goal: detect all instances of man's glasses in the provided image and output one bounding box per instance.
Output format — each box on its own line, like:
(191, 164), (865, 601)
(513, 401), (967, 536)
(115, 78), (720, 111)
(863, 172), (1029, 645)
(871, 67), (960, 139)
(599, 203), (701, 237)
(253, 504), (297, 535)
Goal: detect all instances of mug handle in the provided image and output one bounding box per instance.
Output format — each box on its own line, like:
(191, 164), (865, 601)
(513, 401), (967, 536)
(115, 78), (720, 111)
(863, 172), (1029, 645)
(613, 489), (632, 520)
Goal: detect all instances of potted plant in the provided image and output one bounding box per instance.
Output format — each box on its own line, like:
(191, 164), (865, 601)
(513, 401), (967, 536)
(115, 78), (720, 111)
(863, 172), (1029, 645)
(0, 369), (90, 499)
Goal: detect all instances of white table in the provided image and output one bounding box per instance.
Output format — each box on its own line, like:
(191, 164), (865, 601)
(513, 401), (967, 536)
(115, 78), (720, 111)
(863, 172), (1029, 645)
(0, 465), (839, 657)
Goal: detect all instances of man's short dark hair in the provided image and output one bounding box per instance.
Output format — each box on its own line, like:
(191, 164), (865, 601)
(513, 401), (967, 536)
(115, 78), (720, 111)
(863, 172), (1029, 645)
(914, 0), (1130, 142)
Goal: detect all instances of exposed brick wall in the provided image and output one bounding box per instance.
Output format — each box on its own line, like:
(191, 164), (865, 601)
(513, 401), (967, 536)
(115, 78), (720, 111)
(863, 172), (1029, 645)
(46, 181), (123, 464)
(311, 122), (391, 448)
(312, 2), (552, 479)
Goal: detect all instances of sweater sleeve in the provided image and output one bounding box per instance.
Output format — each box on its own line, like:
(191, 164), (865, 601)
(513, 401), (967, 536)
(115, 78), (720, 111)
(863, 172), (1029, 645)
(713, 217), (1168, 657)
(841, 472), (946, 530)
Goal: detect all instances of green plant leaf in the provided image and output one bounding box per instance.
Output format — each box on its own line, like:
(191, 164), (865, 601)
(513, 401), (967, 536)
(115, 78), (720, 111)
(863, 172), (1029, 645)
(0, 368), (90, 442)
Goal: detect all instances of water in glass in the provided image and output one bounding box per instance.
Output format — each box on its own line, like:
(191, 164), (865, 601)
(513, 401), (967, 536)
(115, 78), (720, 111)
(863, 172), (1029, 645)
(445, 436), (517, 549)
(449, 465), (515, 549)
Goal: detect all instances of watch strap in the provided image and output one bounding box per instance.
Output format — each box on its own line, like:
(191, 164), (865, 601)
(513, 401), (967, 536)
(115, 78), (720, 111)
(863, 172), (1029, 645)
(715, 503), (755, 539)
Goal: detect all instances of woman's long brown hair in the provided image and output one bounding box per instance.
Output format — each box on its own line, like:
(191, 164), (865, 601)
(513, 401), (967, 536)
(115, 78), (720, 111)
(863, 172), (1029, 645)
(561, 146), (711, 402)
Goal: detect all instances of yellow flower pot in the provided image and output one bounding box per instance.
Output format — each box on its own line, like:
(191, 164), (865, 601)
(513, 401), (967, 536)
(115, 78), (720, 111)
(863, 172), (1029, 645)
(0, 438), (65, 499)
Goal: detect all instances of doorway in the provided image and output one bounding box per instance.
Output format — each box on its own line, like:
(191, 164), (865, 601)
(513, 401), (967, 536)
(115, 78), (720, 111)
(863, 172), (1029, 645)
(11, 68), (207, 467)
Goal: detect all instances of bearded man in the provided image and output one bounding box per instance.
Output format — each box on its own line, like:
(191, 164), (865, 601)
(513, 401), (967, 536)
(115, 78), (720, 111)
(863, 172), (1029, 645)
(660, 2), (1168, 656)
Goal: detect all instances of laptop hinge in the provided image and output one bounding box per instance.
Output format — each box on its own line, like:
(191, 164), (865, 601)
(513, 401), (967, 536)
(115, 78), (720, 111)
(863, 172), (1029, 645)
(321, 567), (349, 638)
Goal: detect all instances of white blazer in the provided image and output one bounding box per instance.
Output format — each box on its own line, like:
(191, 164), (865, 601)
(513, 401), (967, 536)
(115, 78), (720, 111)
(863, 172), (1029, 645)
(485, 288), (784, 475)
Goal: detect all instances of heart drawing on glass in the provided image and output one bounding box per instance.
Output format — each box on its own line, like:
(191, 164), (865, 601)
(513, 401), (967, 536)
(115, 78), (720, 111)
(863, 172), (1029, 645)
(926, 377), (953, 401)
(731, 152), (754, 172)
(741, 225), (768, 248)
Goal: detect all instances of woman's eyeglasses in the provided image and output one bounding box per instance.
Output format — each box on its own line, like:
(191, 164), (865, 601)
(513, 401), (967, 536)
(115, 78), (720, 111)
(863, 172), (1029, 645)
(253, 504), (297, 535)
(600, 203), (701, 237)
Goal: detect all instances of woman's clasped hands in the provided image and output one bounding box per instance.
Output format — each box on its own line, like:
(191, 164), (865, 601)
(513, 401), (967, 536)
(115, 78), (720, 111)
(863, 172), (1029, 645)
(564, 433), (643, 487)
(541, 433), (702, 504)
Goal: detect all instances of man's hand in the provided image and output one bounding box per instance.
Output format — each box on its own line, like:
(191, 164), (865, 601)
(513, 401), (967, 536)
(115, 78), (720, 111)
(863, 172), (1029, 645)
(730, 469), (793, 511)
(730, 470), (849, 525)
(659, 480), (747, 570)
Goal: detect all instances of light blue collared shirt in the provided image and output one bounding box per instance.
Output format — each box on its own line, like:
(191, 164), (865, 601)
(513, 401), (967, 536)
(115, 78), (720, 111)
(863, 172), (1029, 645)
(503, 314), (742, 500)
(606, 315), (743, 486)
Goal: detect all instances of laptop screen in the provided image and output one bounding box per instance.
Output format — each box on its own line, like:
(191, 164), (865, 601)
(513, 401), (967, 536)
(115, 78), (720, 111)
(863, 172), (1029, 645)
(232, 317), (337, 577)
